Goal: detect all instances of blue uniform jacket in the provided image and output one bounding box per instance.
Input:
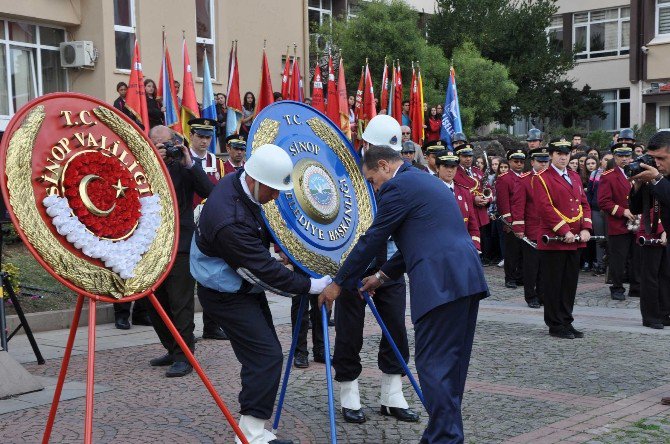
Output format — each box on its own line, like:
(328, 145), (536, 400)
(334, 162), (489, 323)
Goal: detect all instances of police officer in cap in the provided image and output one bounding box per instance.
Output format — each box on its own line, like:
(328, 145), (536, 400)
(618, 128), (636, 144)
(423, 140), (446, 175)
(332, 114), (419, 424)
(191, 144), (332, 443)
(223, 133), (247, 175)
(401, 141), (428, 172)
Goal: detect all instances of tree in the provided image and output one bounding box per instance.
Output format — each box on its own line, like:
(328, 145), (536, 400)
(452, 42), (518, 134)
(428, 0), (576, 124)
(325, 0), (450, 107)
(548, 82), (605, 128)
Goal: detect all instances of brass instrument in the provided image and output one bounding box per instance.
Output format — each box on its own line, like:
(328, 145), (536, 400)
(470, 176), (493, 202)
(482, 187), (493, 199)
(638, 236), (664, 246)
(627, 214), (641, 233)
(542, 235), (606, 244)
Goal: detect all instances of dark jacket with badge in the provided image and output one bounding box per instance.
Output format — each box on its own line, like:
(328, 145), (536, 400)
(193, 169), (311, 296)
(167, 160), (213, 253)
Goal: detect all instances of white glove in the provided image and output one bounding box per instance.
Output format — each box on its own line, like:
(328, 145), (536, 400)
(309, 275), (333, 294)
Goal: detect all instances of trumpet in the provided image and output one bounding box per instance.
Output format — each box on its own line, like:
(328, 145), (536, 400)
(482, 187), (493, 199)
(627, 214), (641, 233)
(541, 235), (606, 245)
(638, 236), (664, 246)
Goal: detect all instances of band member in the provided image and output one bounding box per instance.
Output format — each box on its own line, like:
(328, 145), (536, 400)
(334, 115), (418, 424)
(495, 149), (526, 288)
(512, 147), (550, 308)
(437, 151), (481, 251)
(223, 134), (247, 175)
(423, 140), (446, 176)
(597, 142), (640, 300)
(454, 143), (493, 262)
(630, 182), (670, 329)
(533, 139), (592, 339)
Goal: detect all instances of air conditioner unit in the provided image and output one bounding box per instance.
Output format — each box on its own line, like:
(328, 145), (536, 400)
(59, 41), (95, 68)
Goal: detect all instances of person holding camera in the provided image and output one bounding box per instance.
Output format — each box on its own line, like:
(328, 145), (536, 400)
(146, 125), (214, 378)
(597, 142), (640, 301)
(628, 131), (670, 405)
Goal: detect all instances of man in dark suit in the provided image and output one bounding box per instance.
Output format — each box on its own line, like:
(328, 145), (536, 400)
(628, 130), (670, 405)
(319, 145), (489, 443)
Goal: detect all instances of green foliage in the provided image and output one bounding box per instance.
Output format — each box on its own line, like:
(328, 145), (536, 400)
(2, 262), (20, 295)
(633, 123), (659, 146)
(452, 42), (517, 134)
(326, 0), (450, 107)
(545, 82), (605, 128)
(429, 0), (576, 123)
(586, 130), (614, 150)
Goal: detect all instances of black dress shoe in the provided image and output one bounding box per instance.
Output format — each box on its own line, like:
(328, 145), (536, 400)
(505, 281), (517, 289)
(115, 318), (130, 330)
(662, 318), (670, 326)
(549, 329), (575, 339)
(269, 439), (293, 444)
(202, 327), (229, 340)
(380, 405), (420, 422)
(313, 350), (326, 363)
(527, 299), (541, 309)
(568, 325), (584, 338)
(342, 407), (366, 423)
(293, 352), (309, 369)
(149, 353), (174, 367)
(132, 315), (152, 326)
(166, 361), (193, 377)
(515, 280), (524, 286)
(643, 321), (664, 330)
(610, 292), (625, 301)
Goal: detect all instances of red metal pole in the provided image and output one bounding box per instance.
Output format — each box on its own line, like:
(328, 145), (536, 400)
(83, 298), (97, 444)
(147, 293), (248, 443)
(42, 294), (85, 444)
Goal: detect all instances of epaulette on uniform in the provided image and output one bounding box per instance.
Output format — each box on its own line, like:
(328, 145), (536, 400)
(520, 171), (532, 178)
(536, 167), (549, 175)
(601, 169), (615, 176)
(498, 171), (509, 178)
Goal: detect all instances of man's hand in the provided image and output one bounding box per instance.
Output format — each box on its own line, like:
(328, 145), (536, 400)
(623, 208), (636, 222)
(179, 144), (193, 168)
(514, 232), (524, 239)
(359, 274), (382, 296)
(630, 163), (661, 183)
(318, 282), (341, 311)
(155, 143), (167, 160)
(277, 252), (290, 265)
(563, 231), (576, 243)
(579, 230), (591, 243)
(474, 195), (487, 206)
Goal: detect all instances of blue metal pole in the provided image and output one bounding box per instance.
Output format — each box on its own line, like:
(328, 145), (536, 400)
(272, 295), (306, 434)
(321, 304), (337, 444)
(360, 285), (426, 408)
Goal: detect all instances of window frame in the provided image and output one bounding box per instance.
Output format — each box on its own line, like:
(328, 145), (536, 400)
(113, 0), (136, 72)
(589, 88), (631, 132)
(546, 15), (564, 53)
(196, 0), (216, 80)
(572, 7), (630, 60)
(656, 0), (670, 37)
(656, 102), (670, 131)
(0, 19), (68, 129)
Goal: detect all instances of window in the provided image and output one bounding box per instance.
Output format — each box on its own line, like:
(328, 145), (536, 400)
(657, 0), (670, 36)
(658, 104), (670, 130)
(308, 0), (332, 54)
(114, 0), (135, 71)
(589, 89), (630, 132)
(573, 7), (629, 59)
(0, 20), (67, 126)
(196, 0), (215, 79)
(547, 15), (564, 53)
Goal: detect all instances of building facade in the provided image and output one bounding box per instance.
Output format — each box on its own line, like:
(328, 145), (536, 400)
(555, 0), (670, 132)
(0, 0), (432, 132)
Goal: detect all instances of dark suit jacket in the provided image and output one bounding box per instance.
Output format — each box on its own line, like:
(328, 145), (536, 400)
(334, 162), (489, 323)
(651, 177), (670, 253)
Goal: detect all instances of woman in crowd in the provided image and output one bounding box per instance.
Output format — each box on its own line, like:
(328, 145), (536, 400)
(425, 106), (441, 143)
(568, 156), (580, 172)
(587, 147), (600, 160)
(144, 79), (164, 129)
(580, 155), (600, 272)
(491, 158), (510, 267)
(239, 91), (255, 137)
(475, 155), (486, 172)
(586, 153), (612, 276)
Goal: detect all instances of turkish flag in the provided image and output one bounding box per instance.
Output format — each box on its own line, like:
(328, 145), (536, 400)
(311, 63), (325, 112)
(325, 55), (339, 124)
(256, 49), (274, 114)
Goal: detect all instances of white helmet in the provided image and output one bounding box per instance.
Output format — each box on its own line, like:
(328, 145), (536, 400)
(244, 144), (294, 191)
(361, 114), (402, 151)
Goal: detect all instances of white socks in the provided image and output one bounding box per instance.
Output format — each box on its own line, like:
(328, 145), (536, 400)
(339, 379), (362, 410)
(380, 373), (409, 409)
(235, 415), (277, 444)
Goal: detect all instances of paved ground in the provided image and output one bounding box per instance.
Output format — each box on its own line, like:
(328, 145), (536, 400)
(1, 265), (670, 443)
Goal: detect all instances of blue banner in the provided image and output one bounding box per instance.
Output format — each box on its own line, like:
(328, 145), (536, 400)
(201, 53), (217, 153)
(440, 67), (463, 149)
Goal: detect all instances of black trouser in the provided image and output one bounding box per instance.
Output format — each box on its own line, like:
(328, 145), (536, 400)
(113, 298), (149, 321)
(198, 287), (282, 420)
(639, 246), (670, 324)
(540, 250), (580, 331)
(333, 278), (409, 382)
(290, 294), (324, 356)
(608, 233), (639, 296)
(479, 222), (493, 261)
(202, 312), (225, 335)
(504, 231), (523, 283)
(522, 242), (542, 303)
(147, 253), (195, 362)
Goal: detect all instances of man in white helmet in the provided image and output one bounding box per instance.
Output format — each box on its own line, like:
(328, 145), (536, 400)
(191, 144), (332, 444)
(331, 115), (420, 425)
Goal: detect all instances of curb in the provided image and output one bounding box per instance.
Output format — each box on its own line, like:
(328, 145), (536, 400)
(4, 297), (203, 334)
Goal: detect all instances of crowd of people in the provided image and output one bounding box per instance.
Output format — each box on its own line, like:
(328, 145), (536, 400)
(106, 79), (670, 442)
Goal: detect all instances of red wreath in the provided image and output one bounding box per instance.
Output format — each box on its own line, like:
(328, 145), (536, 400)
(62, 151), (141, 239)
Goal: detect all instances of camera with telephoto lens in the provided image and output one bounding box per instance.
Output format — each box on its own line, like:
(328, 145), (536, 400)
(624, 154), (657, 177)
(163, 135), (184, 160)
